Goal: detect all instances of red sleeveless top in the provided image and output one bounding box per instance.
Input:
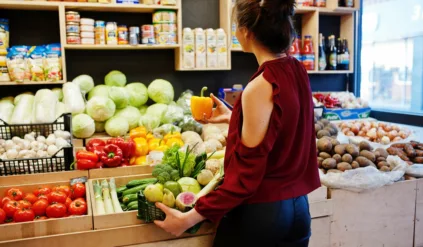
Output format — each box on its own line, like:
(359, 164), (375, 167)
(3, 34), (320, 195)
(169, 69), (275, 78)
(195, 56), (321, 223)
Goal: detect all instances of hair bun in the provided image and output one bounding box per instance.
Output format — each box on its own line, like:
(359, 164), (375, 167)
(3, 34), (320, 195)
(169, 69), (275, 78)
(261, 0), (295, 17)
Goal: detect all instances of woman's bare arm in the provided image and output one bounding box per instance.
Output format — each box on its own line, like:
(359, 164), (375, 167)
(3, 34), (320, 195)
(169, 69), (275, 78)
(241, 73), (274, 148)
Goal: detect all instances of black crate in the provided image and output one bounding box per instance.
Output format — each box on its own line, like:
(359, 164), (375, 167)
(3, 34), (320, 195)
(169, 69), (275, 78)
(137, 190), (202, 234)
(0, 114), (74, 176)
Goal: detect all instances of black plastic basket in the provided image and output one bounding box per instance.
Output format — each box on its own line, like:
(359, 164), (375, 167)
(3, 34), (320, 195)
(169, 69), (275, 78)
(0, 114), (74, 176)
(137, 190), (202, 234)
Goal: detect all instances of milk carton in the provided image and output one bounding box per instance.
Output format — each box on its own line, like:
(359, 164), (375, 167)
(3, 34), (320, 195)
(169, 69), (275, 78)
(216, 28), (228, 68)
(206, 28), (217, 68)
(194, 28), (206, 69)
(182, 28), (195, 69)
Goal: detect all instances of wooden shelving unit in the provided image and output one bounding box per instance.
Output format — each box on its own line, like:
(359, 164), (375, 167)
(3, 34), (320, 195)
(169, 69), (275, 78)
(227, 0), (359, 75)
(64, 44), (180, 50)
(0, 81), (65, 86)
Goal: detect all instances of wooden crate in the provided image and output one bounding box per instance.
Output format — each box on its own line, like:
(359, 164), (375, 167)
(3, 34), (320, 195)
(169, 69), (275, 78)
(310, 216), (331, 247)
(416, 179), (423, 247)
(0, 180), (93, 242)
(88, 174), (154, 230)
(89, 166), (154, 179)
(308, 185), (328, 203)
(0, 170), (88, 186)
(0, 222), (216, 247)
(130, 234), (215, 247)
(330, 180), (418, 247)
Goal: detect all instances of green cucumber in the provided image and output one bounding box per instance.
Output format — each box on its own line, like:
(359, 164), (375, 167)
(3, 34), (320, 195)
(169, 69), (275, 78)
(120, 202), (127, 211)
(122, 183), (150, 196)
(122, 194), (138, 205)
(127, 201), (139, 210)
(126, 178), (158, 188)
(116, 186), (127, 196)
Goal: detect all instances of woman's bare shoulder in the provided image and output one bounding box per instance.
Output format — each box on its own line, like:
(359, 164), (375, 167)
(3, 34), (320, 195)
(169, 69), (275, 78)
(243, 73), (273, 102)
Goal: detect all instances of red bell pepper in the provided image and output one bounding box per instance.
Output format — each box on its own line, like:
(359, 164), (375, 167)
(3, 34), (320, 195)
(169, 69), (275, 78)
(100, 144), (123, 168)
(86, 139), (106, 152)
(107, 138), (135, 159)
(75, 150), (98, 170)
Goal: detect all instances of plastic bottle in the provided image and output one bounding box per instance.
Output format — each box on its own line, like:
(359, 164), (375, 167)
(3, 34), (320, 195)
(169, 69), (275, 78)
(301, 35), (315, 71)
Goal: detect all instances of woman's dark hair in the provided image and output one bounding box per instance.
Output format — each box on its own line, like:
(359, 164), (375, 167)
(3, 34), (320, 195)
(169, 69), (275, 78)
(235, 0), (296, 54)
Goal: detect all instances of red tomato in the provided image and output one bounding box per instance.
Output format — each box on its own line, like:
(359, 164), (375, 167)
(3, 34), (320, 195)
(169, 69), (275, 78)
(74, 198), (86, 203)
(33, 187), (51, 197)
(65, 197), (72, 209)
(5, 188), (23, 201)
(52, 186), (71, 198)
(23, 193), (38, 204)
(13, 208), (35, 223)
(34, 216), (48, 221)
(32, 199), (49, 216)
(71, 183), (86, 199)
(47, 191), (67, 204)
(1, 197), (11, 207)
(18, 200), (32, 209)
(68, 200), (87, 216)
(3, 200), (23, 218)
(0, 208), (5, 224)
(46, 203), (67, 218)
(38, 194), (49, 201)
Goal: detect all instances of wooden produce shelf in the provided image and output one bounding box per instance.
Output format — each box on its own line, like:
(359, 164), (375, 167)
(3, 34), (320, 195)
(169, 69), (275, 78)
(64, 44), (180, 50)
(0, 81), (65, 86)
(89, 166), (153, 179)
(308, 70), (354, 74)
(0, 1), (59, 11)
(0, 180), (93, 242)
(0, 170), (88, 187)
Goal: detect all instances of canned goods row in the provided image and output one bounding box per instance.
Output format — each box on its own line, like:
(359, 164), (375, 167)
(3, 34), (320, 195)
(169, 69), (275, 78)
(152, 10), (177, 24)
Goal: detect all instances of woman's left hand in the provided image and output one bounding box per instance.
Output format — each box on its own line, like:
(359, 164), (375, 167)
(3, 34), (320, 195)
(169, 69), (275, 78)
(154, 203), (205, 236)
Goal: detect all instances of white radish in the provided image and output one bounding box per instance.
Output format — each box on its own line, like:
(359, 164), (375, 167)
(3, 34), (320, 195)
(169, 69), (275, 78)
(47, 145), (59, 156)
(6, 149), (18, 159)
(36, 136), (46, 143)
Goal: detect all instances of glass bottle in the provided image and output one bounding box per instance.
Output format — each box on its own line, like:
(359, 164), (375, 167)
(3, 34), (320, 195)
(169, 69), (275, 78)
(336, 38), (343, 70)
(327, 35), (337, 70)
(301, 35), (315, 71)
(318, 33), (326, 71)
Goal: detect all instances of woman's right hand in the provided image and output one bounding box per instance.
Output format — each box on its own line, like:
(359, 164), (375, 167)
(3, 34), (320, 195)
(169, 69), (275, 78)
(201, 94), (231, 124)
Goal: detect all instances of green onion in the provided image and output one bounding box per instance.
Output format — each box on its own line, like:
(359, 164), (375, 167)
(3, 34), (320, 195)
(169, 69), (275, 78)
(94, 180), (106, 215)
(101, 179), (115, 214)
(109, 178), (123, 213)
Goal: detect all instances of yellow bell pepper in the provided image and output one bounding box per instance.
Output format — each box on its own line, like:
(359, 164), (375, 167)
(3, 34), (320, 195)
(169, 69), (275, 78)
(146, 133), (154, 142)
(130, 156), (147, 166)
(148, 138), (161, 151)
(164, 131), (182, 142)
(155, 140), (168, 152)
(134, 137), (149, 156)
(191, 87), (213, 121)
(166, 137), (184, 147)
(130, 126), (147, 139)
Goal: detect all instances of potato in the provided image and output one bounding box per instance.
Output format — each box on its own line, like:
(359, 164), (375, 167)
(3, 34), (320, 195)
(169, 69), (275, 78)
(330, 138), (340, 147)
(317, 157), (324, 168)
(317, 138), (333, 153)
(337, 162), (352, 171)
(377, 156), (386, 163)
(416, 150), (423, 156)
(321, 119), (330, 126)
(342, 153), (353, 163)
(327, 169), (343, 174)
(325, 127), (338, 136)
(356, 156), (373, 167)
(380, 166), (390, 172)
(334, 144), (347, 156)
(315, 124), (322, 132)
(404, 144), (416, 158)
(319, 152), (332, 159)
(359, 141), (372, 151)
(317, 130), (331, 139)
(322, 158), (337, 169)
(346, 144), (359, 157)
(375, 148), (389, 159)
(332, 154), (342, 164)
(377, 161), (389, 169)
(359, 150), (376, 163)
(351, 161), (360, 169)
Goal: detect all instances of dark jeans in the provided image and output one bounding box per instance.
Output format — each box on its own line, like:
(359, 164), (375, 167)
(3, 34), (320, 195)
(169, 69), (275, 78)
(213, 196), (311, 247)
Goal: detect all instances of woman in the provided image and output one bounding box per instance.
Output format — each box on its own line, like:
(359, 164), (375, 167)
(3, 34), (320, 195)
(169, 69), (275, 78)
(154, 0), (321, 245)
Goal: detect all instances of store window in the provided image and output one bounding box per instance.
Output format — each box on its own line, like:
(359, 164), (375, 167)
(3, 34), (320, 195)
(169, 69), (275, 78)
(360, 0), (423, 115)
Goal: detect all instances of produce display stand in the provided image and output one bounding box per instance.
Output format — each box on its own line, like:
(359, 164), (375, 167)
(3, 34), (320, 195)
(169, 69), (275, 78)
(88, 166), (153, 179)
(0, 180), (93, 242)
(329, 180), (418, 247)
(0, 170), (88, 187)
